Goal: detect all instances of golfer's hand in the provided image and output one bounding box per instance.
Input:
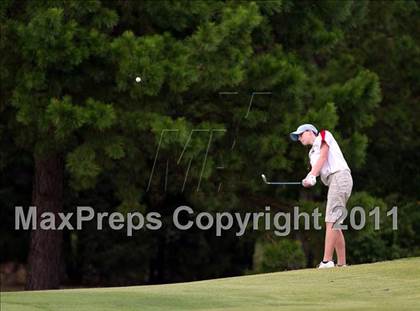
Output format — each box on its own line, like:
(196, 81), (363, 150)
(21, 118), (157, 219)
(302, 173), (316, 188)
(302, 179), (311, 188)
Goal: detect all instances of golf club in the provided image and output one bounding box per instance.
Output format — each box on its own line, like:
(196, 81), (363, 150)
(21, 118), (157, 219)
(261, 174), (301, 185)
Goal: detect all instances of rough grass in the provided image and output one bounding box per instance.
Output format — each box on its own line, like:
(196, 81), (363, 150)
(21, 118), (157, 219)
(1, 257), (419, 311)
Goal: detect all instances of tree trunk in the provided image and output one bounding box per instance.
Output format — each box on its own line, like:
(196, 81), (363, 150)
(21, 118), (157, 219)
(26, 154), (64, 290)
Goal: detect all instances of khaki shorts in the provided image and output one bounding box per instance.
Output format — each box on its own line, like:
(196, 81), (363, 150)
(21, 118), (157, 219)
(325, 170), (353, 223)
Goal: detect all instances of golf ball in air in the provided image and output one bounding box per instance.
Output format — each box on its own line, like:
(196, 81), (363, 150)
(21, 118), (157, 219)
(135, 76), (141, 83)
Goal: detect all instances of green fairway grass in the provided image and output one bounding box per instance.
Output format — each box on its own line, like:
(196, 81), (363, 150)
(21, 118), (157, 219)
(1, 257), (419, 311)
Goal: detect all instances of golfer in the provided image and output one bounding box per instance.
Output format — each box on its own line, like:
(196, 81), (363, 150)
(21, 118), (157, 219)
(290, 124), (353, 268)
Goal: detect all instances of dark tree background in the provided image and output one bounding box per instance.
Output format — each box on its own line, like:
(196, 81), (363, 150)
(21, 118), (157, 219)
(0, 0), (418, 290)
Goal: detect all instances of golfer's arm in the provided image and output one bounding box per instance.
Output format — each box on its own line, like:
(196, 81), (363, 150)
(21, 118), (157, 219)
(310, 142), (329, 177)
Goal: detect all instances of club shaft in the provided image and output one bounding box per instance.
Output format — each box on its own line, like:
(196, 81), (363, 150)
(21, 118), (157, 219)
(267, 182), (301, 185)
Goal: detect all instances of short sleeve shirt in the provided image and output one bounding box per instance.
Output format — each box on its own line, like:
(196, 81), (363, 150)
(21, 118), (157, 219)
(309, 130), (350, 185)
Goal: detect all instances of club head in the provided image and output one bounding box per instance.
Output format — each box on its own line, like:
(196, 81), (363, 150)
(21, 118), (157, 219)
(261, 174), (268, 183)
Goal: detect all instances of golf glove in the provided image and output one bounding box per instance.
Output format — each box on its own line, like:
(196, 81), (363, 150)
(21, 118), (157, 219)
(302, 173), (316, 186)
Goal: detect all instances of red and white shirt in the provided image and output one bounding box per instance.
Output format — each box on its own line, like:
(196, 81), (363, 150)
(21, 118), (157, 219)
(309, 130), (350, 185)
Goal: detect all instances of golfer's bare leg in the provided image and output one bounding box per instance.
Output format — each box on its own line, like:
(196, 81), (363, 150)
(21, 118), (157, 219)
(335, 229), (346, 265)
(322, 222), (337, 262)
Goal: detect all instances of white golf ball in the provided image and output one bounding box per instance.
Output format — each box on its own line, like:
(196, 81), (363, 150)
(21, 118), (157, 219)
(135, 76), (141, 83)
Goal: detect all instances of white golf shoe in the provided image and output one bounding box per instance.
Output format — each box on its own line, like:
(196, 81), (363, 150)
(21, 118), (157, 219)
(318, 261), (335, 269)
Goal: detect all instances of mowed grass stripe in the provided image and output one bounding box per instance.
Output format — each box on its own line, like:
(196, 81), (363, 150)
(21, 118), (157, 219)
(2, 257), (419, 311)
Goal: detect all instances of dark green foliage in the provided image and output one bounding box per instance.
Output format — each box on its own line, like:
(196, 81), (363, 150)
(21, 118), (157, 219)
(0, 0), (418, 286)
(253, 238), (306, 272)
